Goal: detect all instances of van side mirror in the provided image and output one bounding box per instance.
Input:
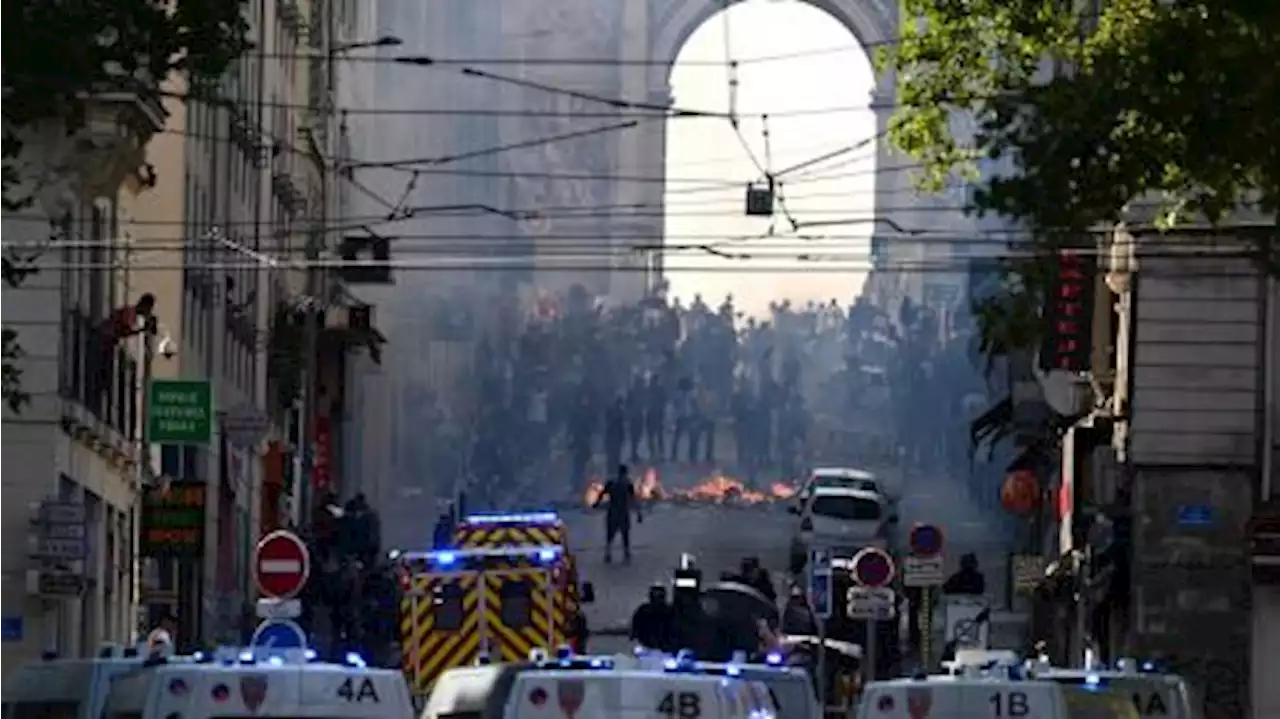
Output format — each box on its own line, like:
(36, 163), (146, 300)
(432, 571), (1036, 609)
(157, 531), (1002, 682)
(580, 582), (596, 603)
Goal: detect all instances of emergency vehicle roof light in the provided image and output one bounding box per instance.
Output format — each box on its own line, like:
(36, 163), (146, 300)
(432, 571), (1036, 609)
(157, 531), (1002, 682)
(555, 645), (574, 660)
(765, 651), (783, 666)
(463, 511), (560, 525)
(530, 648), (548, 662)
(345, 652), (367, 668)
(406, 545), (564, 564)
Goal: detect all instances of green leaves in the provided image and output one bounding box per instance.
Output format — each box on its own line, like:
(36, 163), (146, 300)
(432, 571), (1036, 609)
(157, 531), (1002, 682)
(882, 0), (1279, 448)
(2, 0), (251, 414)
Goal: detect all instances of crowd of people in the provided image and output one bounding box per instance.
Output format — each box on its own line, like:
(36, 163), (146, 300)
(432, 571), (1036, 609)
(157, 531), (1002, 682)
(424, 281), (996, 506)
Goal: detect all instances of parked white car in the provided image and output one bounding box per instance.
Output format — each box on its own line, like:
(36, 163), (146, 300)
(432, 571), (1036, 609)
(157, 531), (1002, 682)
(789, 486), (898, 558)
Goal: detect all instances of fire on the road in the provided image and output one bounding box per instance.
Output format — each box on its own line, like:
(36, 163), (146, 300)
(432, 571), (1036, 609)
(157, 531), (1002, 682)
(584, 468), (797, 506)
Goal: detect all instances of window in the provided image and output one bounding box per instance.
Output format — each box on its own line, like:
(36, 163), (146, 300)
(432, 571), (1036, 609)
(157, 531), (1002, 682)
(809, 495), (882, 522)
(498, 580), (532, 628)
(431, 583), (465, 631)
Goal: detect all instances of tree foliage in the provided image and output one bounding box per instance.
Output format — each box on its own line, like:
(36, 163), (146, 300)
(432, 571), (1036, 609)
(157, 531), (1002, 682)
(1, 0), (251, 413)
(881, 0), (1279, 450)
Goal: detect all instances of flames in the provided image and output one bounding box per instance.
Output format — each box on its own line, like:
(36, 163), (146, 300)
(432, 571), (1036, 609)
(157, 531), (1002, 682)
(583, 468), (798, 507)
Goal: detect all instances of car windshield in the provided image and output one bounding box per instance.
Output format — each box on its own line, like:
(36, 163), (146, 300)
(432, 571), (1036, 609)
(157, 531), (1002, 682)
(812, 474), (877, 493)
(810, 495), (881, 521)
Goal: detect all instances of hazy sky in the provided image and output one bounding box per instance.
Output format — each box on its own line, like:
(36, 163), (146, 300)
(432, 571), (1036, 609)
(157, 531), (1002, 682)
(662, 0), (876, 317)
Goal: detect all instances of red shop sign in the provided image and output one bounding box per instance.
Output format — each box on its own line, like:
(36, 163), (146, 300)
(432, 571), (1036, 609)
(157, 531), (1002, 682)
(1039, 249), (1096, 373)
(312, 415), (332, 493)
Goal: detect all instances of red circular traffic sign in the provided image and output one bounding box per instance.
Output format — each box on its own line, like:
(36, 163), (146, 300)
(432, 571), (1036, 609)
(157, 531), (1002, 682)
(908, 523), (945, 558)
(255, 530), (311, 599)
(851, 547), (896, 588)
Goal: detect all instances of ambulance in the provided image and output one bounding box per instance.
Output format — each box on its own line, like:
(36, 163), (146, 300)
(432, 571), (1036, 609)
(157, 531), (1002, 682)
(396, 541), (590, 699)
(422, 649), (779, 719)
(858, 667), (1074, 719)
(101, 647), (414, 719)
(1, 646), (168, 719)
(450, 511), (594, 623)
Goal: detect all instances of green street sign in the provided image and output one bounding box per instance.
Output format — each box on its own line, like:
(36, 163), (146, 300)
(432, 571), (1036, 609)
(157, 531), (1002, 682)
(147, 379), (213, 444)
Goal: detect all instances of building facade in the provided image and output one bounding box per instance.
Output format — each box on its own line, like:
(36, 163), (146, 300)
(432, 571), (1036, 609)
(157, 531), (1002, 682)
(2, 87), (165, 673)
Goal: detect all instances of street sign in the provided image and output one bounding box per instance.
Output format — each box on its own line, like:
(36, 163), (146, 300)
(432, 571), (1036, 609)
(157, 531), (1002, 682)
(902, 555), (946, 587)
(36, 570), (86, 597)
(148, 379), (214, 444)
(908, 523), (945, 558)
(943, 597), (991, 648)
(255, 597), (303, 620)
(29, 499), (89, 561)
(221, 404), (271, 449)
(809, 548), (831, 573)
(254, 530), (310, 599)
(249, 619), (307, 649)
(850, 547), (896, 588)
(31, 537), (88, 560)
(846, 586), (896, 620)
(810, 569), (833, 620)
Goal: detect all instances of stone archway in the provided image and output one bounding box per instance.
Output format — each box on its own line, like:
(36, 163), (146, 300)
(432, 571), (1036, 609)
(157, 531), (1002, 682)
(604, 0), (922, 302)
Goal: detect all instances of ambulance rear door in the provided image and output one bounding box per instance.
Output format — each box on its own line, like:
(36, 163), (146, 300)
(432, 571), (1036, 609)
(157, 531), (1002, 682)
(481, 567), (559, 663)
(402, 570), (482, 695)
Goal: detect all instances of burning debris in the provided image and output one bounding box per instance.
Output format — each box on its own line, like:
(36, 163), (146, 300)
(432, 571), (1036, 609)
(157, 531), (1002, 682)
(584, 468), (797, 508)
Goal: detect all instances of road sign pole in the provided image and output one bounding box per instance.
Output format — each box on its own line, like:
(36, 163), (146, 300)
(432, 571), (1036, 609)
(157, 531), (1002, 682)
(865, 617), (877, 683)
(920, 587), (933, 669)
(817, 615), (827, 711)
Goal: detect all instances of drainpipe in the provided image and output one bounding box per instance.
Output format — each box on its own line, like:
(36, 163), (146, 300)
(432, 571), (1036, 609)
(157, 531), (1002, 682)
(1264, 267), (1276, 501)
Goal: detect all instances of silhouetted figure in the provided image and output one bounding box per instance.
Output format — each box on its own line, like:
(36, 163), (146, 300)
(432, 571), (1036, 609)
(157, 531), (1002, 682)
(630, 585), (674, 651)
(593, 464), (642, 563)
(942, 553), (986, 595)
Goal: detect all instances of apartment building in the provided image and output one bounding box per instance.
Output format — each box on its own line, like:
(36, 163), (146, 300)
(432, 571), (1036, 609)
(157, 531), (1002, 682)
(1, 88), (165, 673)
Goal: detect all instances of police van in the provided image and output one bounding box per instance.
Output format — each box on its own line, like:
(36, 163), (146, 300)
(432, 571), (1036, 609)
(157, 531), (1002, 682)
(423, 649), (778, 719)
(1033, 661), (1197, 719)
(689, 652), (821, 719)
(101, 648), (414, 719)
(859, 671), (1073, 719)
(0, 647), (167, 719)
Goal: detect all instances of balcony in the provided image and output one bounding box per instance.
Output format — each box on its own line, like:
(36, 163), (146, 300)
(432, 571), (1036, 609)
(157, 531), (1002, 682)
(58, 308), (140, 471)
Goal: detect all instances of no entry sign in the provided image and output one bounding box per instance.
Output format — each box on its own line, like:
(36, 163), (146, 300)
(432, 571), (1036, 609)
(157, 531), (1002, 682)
(254, 530), (310, 599)
(851, 547), (896, 588)
(909, 523), (945, 558)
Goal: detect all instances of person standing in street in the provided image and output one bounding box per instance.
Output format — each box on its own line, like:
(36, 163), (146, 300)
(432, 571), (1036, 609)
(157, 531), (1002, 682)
(593, 464), (643, 563)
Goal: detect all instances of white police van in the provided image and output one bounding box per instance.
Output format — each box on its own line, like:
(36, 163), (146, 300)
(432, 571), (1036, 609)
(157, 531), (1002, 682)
(102, 648), (414, 719)
(859, 667), (1072, 719)
(0, 646), (167, 719)
(689, 651), (820, 719)
(1033, 660), (1198, 719)
(423, 649), (778, 719)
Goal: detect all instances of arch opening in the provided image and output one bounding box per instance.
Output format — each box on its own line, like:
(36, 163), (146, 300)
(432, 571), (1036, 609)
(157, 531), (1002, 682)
(651, 0), (889, 315)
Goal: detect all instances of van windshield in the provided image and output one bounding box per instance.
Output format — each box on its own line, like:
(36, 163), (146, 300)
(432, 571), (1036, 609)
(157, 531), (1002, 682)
(810, 495), (881, 521)
(1061, 688), (1142, 719)
(11, 701), (79, 719)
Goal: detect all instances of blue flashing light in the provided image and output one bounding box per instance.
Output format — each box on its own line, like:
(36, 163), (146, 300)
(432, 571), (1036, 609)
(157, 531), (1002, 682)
(1084, 674), (1101, 690)
(345, 652), (367, 668)
(463, 512), (560, 525)
(238, 651), (254, 663)
(266, 656), (285, 666)
(192, 652), (205, 662)
(304, 649), (317, 661)
(538, 548), (558, 562)
(727, 666), (742, 676)
(765, 652), (783, 666)
(555, 645), (574, 660)
(664, 659), (679, 670)
(435, 551), (458, 566)
(1141, 661), (1156, 672)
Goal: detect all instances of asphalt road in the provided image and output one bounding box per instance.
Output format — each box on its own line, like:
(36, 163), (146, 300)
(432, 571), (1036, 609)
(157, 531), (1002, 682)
(553, 464), (1011, 654)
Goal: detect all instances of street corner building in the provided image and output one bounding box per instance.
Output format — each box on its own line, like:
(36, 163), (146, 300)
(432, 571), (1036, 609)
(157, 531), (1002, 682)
(1, 79), (167, 673)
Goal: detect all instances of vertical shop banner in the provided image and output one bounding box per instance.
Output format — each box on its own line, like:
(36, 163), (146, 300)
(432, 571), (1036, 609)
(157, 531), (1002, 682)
(312, 414), (332, 494)
(1040, 249), (1096, 373)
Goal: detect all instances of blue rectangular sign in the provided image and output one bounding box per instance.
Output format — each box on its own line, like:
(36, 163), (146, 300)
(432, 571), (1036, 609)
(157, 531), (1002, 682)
(811, 570), (832, 620)
(2, 617), (23, 642)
